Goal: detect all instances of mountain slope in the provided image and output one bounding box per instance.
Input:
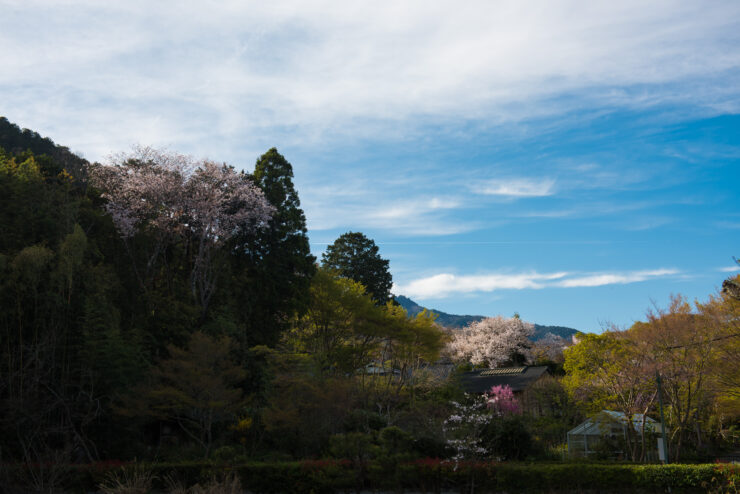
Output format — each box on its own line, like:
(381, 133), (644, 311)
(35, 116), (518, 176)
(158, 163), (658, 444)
(395, 295), (484, 329)
(0, 116), (88, 181)
(394, 294), (579, 341)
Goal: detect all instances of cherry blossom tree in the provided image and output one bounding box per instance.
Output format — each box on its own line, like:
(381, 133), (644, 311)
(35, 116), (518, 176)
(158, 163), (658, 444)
(92, 147), (190, 282)
(92, 146), (274, 313)
(184, 160), (274, 310)
(448, 316), (534, 367)
(528, 332), (570, 364)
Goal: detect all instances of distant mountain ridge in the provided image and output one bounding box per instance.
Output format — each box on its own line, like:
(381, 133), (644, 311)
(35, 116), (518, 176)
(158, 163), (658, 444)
(394, 294), (579, 341)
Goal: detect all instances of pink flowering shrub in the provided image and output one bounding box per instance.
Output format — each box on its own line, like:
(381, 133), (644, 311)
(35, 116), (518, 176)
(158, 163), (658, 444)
(486, 385), (521, 415)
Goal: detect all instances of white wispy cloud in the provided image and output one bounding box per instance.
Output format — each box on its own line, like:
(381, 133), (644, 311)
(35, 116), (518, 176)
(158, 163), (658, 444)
(370, 197), (461, 220)
(718, 266), (740, 273)
(1, 1), (738, 160)
(303, 191), (477, 235)
(395, 271), (569, 298)
(555, 269), (679, 288)
(472, 178), (555, 197)
(397, 268), (679, 298)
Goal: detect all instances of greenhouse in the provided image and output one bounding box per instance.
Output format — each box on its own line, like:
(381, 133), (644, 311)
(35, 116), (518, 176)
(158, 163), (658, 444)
(567, 410), (661, 459)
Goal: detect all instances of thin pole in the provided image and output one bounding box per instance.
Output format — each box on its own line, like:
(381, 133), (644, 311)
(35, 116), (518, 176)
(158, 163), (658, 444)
(656, 372), (670, 463)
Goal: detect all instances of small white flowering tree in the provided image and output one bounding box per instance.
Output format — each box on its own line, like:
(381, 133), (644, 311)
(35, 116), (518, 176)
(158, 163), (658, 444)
(443, 394), (492, 466)
(448, 316), (534, 367)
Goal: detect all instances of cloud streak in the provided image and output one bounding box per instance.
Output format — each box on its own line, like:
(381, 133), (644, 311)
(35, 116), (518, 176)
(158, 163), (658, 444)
(303, 190), (479, 235)
(472, 178), (555, 197)
(396, 268), (679, 298)
(554, 269), (679, 288)
(718, 266), (740, 273)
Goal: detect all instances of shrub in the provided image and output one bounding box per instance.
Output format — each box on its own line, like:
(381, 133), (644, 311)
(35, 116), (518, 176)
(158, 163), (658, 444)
(482, 416), (533, 460)
(35, 459), (740, 493)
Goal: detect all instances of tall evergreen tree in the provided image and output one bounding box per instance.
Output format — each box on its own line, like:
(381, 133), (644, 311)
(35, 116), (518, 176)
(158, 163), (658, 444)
(234, 148), (315, 347)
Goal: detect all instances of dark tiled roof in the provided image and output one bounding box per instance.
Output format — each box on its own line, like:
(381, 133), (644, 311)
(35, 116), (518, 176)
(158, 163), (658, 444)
(459, 365), (550, 393)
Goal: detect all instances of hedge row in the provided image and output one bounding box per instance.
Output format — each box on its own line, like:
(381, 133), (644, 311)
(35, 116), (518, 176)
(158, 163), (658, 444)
(14, 459), (740, 493)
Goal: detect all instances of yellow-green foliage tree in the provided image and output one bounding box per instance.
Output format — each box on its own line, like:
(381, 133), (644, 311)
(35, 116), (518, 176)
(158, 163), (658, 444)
(284, 267), (447, 383)
(264, 268), (448, 454)
(283, 267), (386, 375)
(629, 296), (723, 461)
(699, 276), (740, 406)
(375, 303), (448, 399)
(563, 332), (657, 462)
(564, 291), (739, 462)
(632, 291), (740, 461)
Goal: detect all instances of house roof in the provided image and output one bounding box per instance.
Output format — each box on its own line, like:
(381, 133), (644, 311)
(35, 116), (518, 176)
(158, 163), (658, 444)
(459, 365), (550, 393)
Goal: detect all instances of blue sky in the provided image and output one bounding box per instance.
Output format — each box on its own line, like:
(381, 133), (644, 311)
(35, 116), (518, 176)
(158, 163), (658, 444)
(2, 1), (739, 331)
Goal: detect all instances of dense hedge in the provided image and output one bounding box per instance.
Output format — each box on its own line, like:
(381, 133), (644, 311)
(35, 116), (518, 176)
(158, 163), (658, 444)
(12, 459), (739, 493)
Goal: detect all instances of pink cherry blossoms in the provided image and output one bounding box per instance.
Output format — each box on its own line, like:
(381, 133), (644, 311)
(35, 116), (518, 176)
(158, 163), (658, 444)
(92, 146), (275, 311)
(94, 146), (273, 240)
(447, 316), (534, 367)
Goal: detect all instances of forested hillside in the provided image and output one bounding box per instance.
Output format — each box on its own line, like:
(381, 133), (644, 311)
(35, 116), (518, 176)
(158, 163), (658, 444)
(0, 119), (452, 476)
(0, 119), (318, 462)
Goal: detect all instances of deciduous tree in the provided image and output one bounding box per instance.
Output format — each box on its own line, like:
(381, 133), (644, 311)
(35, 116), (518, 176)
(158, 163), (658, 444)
(283, 267), (384, 375)
(698, 282), (740, 404)
(563, 332), (657, 462)
(631, 295), (726, 461)
(528, 332), (570, 365)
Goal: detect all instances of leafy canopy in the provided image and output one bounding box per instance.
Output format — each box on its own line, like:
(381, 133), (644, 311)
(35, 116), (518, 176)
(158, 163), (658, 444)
(321, 231), (393, 304)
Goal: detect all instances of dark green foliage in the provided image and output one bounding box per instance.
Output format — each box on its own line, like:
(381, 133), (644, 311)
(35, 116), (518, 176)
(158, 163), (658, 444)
(231, 147), (315, 347)
(0, 153), (79, 253)
(342, 409), (388, 433)
(0, 141), (128, 464)
(119, 332), (247, 459)
(322, 231), (392, 304)
(329, 432), (375, 464)
(0, 120), (321, 464)
(482, 416), (533, 460)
